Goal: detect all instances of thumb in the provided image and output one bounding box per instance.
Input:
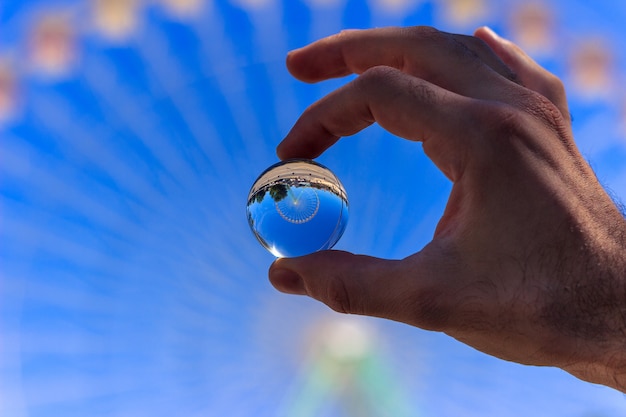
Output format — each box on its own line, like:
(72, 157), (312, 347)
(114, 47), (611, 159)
(268, 249), (453, 330)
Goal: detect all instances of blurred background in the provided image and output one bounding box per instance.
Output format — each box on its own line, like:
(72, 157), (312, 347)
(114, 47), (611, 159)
(1, 0), (626, 416)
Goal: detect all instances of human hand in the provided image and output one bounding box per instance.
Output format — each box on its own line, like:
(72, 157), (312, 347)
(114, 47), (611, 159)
(268, 26), (626, 391)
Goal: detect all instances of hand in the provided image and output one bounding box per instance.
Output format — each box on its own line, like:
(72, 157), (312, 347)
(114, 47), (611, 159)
(268, 26), (626, 391)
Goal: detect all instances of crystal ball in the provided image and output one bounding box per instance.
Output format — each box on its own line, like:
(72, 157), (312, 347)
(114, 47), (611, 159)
(246, 159), (349, 258)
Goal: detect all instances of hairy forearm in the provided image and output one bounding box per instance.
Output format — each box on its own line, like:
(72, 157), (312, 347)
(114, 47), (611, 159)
(559, 211), (626, 391)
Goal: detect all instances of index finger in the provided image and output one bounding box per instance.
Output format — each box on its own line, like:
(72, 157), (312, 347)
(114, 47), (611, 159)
(277, 66), (483, 182)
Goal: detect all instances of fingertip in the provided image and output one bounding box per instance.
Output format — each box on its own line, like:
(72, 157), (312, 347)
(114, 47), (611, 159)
(276, 114), (337, 161)
(275, 138), (319, 161)
(474, 26), (509, 55)
(473, 26), (524, 73)
(275, 140), (288, 161)
(474, 26), (500, 41)
(268, 251), (353, 295)
(286, 36), (355, 83)
(269, 260), (307, 295)
(285, 47), (303, 76)
(286, 47), (324, 83)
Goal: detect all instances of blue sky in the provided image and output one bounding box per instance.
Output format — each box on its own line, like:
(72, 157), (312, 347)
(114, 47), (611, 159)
(1, 0), (626, 416)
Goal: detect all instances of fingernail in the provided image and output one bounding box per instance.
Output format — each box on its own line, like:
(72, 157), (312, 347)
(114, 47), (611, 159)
(269, 267), (306, 295)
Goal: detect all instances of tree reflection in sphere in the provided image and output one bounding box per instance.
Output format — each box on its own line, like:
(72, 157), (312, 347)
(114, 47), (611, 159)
(246, 159), (349, 258)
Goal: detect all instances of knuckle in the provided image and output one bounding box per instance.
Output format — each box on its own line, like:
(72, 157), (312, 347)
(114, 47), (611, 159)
(471, 92), (572, 164)
(481, 90), (567, 136)
(469, 102), (538, 163)
(519, 90), (570, 135)
(359, 65), (399, 81)
(542, 71), (566, 95)
(355, 66), (403, 96)
(334, 28), (360, 42)
(476, 102), (527, 138)
(461, 34), (497, 58)
(529, 70), (567, 105)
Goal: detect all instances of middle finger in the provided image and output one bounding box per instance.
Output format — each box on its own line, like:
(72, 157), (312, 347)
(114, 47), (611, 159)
(287, 26), (518, 101)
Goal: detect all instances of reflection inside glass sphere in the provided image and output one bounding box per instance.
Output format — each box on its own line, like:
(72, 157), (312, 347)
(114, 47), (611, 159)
(246, 159), (349, 258)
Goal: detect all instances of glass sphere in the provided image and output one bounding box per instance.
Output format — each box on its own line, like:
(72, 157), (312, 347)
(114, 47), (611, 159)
(246, 159), (349, 258)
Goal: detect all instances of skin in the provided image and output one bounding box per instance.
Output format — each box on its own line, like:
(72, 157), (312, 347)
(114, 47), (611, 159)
(267, 26), (626, 391)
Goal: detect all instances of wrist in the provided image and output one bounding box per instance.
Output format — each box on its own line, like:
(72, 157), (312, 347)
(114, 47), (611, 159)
(563, 214), (626, 392)
(565, 352), (626, 392)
